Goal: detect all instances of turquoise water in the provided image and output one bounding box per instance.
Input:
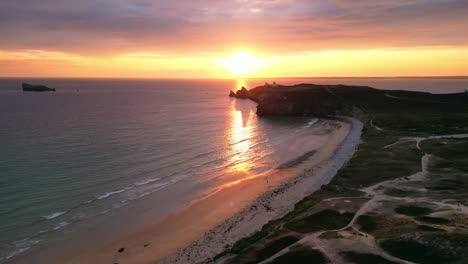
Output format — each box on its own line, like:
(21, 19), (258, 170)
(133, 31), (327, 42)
(0, 78), (318, 261)
(0, 77), (467, 262)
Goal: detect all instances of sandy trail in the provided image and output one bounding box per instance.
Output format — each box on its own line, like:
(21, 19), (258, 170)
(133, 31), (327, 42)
(370, 119), (384, 131)
(384, 133), (468, 150)
(384, 94), (402, 99)
(259, 132), (468, 264)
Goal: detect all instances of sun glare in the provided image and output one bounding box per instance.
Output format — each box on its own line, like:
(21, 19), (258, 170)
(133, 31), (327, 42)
(219, 52), (263, 77)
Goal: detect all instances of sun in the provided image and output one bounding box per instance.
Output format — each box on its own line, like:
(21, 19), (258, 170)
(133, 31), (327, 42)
(219, 52), (263, 77)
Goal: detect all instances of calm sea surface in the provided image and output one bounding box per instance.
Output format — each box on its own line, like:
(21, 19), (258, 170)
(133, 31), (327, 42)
(0, 77), (467, 261)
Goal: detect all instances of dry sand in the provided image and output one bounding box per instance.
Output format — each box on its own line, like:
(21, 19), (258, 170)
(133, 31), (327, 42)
(42, 117), (361, 264)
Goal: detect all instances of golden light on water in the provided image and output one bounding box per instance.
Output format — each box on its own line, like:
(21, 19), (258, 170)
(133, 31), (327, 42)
(220, 97), (271, 188)
(226, 96), (257, 173)
(221, 95), (279, 188)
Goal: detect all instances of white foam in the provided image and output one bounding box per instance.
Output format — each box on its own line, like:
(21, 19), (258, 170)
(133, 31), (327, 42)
(5, 247), (30, 259)
(53, 222), (69, 230)
(96, 177), (164, 200)
(43, 211), (65, 220)
(137, 175), (187, 199)
(135, 177), (161, 186)
(5, 239), (40, 259)
(96, 186), (133, 200)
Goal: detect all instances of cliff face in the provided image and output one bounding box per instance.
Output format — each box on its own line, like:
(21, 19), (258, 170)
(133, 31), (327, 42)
(230, 84), (370, 117)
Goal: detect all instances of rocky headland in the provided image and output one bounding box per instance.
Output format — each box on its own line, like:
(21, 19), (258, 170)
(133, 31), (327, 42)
(229, 84), (375, 118)
(229, 83), (467, 118)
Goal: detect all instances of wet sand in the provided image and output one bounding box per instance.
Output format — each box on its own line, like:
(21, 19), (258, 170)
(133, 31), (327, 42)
(29, 118), (361, 264)
(160, 117), (362, 264)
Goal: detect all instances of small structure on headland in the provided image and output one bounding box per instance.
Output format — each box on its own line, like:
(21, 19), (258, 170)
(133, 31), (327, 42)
(265, 82), (278, 87)
(22, 83), (56, 92)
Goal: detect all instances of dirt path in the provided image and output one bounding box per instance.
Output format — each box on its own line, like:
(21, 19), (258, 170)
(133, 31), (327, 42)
(260, 133), (468, 264)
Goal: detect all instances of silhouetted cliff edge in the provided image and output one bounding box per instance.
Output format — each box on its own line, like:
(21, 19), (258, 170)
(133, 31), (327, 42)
(229, 83), (467, 119)
(230, 83), (371, 118)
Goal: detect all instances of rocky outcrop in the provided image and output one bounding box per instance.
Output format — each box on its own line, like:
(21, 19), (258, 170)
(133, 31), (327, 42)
(229, 86), (250, 99)
(229, 83), (385, 118)
(233, 86), (250, 99)
(22, 83), (56, 92)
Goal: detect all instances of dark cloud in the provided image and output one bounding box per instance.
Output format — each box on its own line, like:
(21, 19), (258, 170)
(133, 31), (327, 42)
(0, 0), (467, 56)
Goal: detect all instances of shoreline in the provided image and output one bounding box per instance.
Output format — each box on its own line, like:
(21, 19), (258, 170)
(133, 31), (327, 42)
(161, 116), (362, 264)
(10, 117), (361, 264)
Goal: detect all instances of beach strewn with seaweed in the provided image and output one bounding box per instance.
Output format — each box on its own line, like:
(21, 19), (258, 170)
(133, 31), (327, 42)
(167, 84), (468, 264)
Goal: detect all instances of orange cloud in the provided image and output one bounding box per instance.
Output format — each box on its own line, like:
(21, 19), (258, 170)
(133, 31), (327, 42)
(1, 1), (468, 77)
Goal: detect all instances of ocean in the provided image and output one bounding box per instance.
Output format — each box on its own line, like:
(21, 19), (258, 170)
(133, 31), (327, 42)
(0, 77), (467, 262)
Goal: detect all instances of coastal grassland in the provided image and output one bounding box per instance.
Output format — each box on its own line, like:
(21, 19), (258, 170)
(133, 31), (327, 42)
(420, 138), (468, 206)
(421, 138), (468, 173)
(340, 251), (400, 264)
(211, 88), (468, 264)
(352, 137), (468, 264)
(284, 210), (354, 233)
(267, 246), (329, 264)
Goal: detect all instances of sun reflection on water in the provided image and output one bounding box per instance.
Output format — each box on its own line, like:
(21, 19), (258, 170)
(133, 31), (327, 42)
(218, 79), (279, 189)
(227, 99), (257, 173)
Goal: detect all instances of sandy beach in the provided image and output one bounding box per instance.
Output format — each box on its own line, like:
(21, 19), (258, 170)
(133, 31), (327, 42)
(15, 117), (361, 264)
(160, 117), (362, 264)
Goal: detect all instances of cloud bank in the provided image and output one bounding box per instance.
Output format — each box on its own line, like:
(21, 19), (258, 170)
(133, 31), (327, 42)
(1, 0), (468, 56)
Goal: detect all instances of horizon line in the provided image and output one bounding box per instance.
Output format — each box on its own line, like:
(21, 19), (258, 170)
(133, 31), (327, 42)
(1, 75), (468, 80)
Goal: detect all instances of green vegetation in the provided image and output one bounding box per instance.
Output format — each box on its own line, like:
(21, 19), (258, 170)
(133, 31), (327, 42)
(417, 225), (444, 232)
(415, 216), (451, 224)
(383, 188), (420, 198)
(356, 215), (378, 233)
(394, 205), (433, 216)
(251, 236), (299, 263)
(380, 239), (461, 264)
(340, 251), (400, 264)
(285, 210), (354, 233)
(421, 139), (468, 173)
(211, 86), (468, 264)
(268, 247), (329, 264)
(331, 139), (421, 188)
(357, 215), (419, 238)
(225, 236), (300, 264)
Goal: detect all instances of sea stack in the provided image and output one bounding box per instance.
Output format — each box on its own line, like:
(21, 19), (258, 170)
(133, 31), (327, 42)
(22, 83), (56, 92)
(236, 86), (249, 98)
(229, 86), (250, 99)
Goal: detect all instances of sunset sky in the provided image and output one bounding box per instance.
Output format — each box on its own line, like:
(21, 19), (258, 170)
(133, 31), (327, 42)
(1, 0), (468, 78)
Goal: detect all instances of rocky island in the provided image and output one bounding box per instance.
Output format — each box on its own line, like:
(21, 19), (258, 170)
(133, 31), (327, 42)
(22, 83), (56, 92)
(210, 83), (468, 264)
